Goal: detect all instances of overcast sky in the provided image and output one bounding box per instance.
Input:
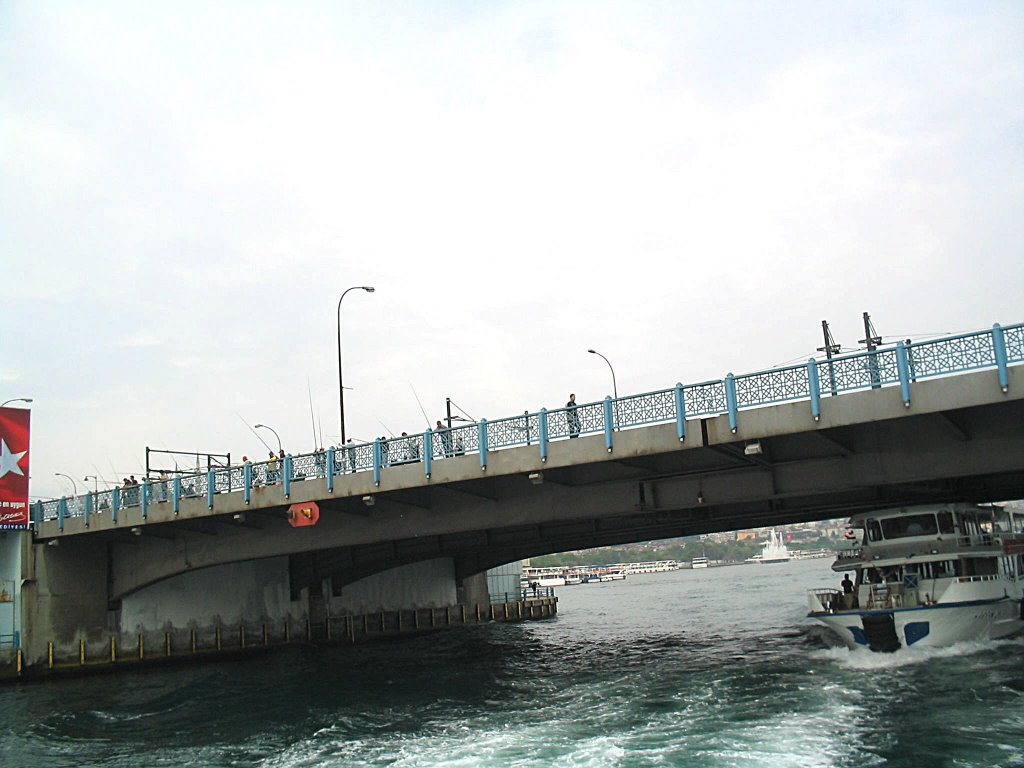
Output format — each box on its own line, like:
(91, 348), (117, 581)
(2, 1), (1022, 500)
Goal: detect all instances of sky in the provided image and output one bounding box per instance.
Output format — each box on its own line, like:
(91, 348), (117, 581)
(2, 1), (1022, 500)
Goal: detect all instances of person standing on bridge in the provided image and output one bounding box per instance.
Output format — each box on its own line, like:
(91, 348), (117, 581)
(566, 393), (581, 438)
(436, 420), (453, 457)
(267, 451), (279, 484)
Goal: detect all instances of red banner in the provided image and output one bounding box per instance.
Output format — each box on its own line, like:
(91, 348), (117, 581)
(0, 406), (31, 529)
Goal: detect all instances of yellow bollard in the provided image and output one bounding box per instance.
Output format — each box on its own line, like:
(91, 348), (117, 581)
(17, 649), (23, 676)
(79, 638), (85, 665)
(48, 641), (53, 669)
(110, 635), (117, 663)
(165, 633), (171, 657)
(216, 627), (222, 651)
(138, 634), (144, 660)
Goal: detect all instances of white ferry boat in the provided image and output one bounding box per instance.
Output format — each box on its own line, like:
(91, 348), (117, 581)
(808, 503), (1024, 651)
(691, 555), (709, 569)
(748, 529), (790, 564)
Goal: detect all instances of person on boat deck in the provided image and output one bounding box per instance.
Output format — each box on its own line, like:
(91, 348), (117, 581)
(841, 573), (854, 594)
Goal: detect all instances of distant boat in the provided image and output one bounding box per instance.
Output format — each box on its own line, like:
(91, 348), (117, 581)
(691, 555), (709, 569)
(749, 529), (790, 564)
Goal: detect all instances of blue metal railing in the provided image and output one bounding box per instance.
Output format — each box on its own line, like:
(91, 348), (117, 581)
(34, 322), (1023, 527)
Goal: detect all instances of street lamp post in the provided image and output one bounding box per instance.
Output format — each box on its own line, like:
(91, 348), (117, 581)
(337, 286), (375, 446)
(587, 349), (618, 399)
(254, 424), (283, 454)
(84, 475), (100, 494)
(55, 472), (79, 497)
(1, 397), (32, 407)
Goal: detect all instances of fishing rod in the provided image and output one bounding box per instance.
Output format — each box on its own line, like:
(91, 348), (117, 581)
(236, 412), (273, 453)
(410, 383), (431, 428)
(307, 378), (318, 450)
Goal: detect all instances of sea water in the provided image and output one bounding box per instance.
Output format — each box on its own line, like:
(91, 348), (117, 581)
(1, 558), (1021, 767)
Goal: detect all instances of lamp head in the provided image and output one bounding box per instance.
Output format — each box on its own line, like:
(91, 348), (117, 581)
(363, 286), (375, 293)
(587, 349), (596, 354)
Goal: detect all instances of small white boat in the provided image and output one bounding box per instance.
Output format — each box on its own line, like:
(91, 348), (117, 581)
(808, 503), (1024, 651)
(691, 556), (709, 569)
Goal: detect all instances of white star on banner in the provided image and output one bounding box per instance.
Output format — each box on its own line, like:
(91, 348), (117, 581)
(0, 439), (28, 479)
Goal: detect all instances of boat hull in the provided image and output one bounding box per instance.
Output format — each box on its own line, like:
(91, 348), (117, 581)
(811, 598), (1024, 650)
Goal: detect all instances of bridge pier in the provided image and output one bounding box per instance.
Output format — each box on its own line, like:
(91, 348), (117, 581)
(2, 538), (539, 681)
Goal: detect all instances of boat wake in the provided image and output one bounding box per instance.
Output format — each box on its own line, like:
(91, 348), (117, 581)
(809, 635), (1024, 670)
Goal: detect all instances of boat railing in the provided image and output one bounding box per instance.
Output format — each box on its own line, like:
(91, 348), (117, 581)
(955, 574), (998, 584)
(807, 588), (841, 613)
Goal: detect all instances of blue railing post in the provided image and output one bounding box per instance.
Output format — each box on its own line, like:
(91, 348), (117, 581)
(603, 397), (614, 452)
(244, 461), (253, 504)
(539, 409), (549, 462)
(58, 497), (66, 532)
(283, 456), (292, 499)
(478, 419), (488, 471)
(84, 492), (92, 528)
(895, 342), (912, 407)
(207, 470), (215, 509)
(725, 374), (738, 433)
(326, 448), (335, 492)
(172, 477), (181, 515)
(141, 480), (149, 521)
(674, 383), (686, 442)
(373, 438), (382, 486)
(423, 429), (433, 479)
(808, 359), (821, 422)
(993, 323), (1009, 393)
(112, 488), (120, 524)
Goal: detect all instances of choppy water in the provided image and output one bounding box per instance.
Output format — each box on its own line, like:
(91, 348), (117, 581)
(1, 558), (1022, 767)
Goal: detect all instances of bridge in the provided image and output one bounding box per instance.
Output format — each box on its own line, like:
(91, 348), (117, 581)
(4, 322), (1023, 673)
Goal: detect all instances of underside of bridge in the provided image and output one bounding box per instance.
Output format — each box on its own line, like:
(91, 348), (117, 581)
(285, 397), (1024, 595)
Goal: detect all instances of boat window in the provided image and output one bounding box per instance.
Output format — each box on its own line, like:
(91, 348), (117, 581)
(867, 520), (883, 542)
(938, 512), (955, 535)
(930, 560), (959, 578)
(969, 558), (998, 576)
(880, 513), (937, 539)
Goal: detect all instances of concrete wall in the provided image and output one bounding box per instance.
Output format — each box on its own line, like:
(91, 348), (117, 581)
(0, 532), (22, 645)
(120, 556), (295, 632)
(22, 536), (110, 663)
(327, 558), (457, 615)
